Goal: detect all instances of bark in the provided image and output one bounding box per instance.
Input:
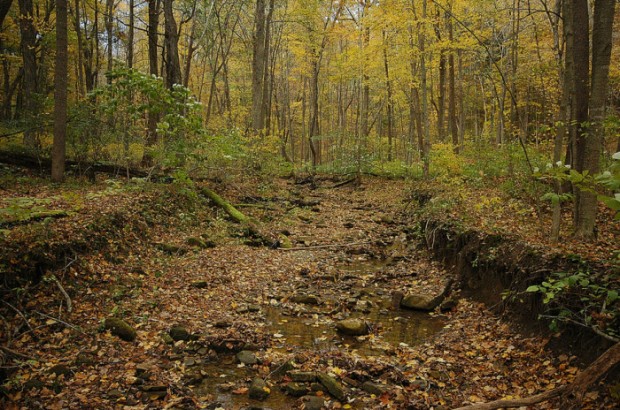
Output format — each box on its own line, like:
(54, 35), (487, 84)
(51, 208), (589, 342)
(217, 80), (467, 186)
(163, 0), (182, 89)
(52, 0), (68, 182)
(105, 0), (114, 82)
(251, 0), (266, 132)
(0, 0), (13, 29)
(574, 0), (615, 239)
(448, 5), (458, 154)
(72, 0), (85, 97)
(18, 0), (38, 147)
(127, 0), (134, 69)
(145, 0), (160, 155)
(383, 30), (394, 162)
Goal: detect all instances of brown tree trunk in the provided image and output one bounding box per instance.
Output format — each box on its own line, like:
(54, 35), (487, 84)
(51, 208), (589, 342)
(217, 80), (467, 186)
(251, 0), (266, 133)
(127, 0), (134, 69)
(52, 0), (68, 182)
(448, 4), (458, 154)
(163, 0), (181, 88)
(18, 0), (38, 147)
(574, 0), (615, 240)
(105, 0), (113, 82)
(383, 30), (394, 162)
(143, 0), (160, 165)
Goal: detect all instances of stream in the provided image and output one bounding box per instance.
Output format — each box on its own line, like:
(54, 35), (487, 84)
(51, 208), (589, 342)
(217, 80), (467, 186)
(193, 257), (446, 409)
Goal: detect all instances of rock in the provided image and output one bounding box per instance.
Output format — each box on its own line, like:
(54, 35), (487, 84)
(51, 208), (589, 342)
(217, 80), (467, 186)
(169, 325), (190, 341)
(290, 294), (320, 305)
(135, 364), (150, 378)
(361, 381), (386, 395)
(440, 297), (458, 312)
(185, 237), (207, 249)
(391, 291), (404, 309)
(317, 372), (346, 401)
(182, 369), (204, 385)
(104, 317), (137, 341)
(214, 320), (232, 328)
(288, 371), (317, 382)
(161, 332), (174, 344)
(286, 382), (308, 397)
(236, 350), (258, 365)
(300, 395), (325, 410)
(335, 318), (369, 336)
(400, 294), (442, 311)
(190, 280), (209, 289)
(156, 243), (188, 255)
(142, 384), (168, 392)
(107, 389), (124, 398)
(272, 360), (295, 377)
(248, 304), (261, 312)
(74, 353), (95, 366)
(279, 234), (293, 249)
(248, 378), (270, 400)
(24, 379), (45, 390)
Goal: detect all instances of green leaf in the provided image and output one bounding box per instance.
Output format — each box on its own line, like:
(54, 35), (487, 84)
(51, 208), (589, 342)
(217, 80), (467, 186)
(526, 285), (540, 292)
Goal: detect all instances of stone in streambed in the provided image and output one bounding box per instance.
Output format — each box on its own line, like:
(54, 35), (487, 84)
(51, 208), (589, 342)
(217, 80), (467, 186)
(317, 372), (346, 401)
(288, 371), (317, 382)
(361, 381), (386, 395)
(236, 350), (258, 365)
(248, 378), (270, 400)
(286, 382), (309, 397)
(335, 318), (369, 336)
(169, 325), (190, 341)
(300, 395), (325, 410)
(104, 317), (137, 341)
(400, 294), (442, 311)
(290, 294), (320, 305)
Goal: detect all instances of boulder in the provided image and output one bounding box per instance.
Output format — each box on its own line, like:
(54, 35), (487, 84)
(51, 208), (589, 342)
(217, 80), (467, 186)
(286, 382), (308, 397)
(400, 294), (441, 311)
(335, 318), (369, 336)
(288, 371), (317, 382)
(236, 350), (258, 365)
(104, 318), (137, 341)
(290, 294), (320, 305)
(300, 395), (325, 410)
(317, 372), (346, 401)
(169, 325), (190, 341)
(248, 378), (270, 400)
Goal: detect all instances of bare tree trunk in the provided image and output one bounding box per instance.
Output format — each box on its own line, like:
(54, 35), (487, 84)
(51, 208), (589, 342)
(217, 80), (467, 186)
(72, 0), (85, 97)
(448, 3), (458, 154)
(52, 0), (68, 182)
(251, 0), (266, 133)
(574, 0), (615, 239)
(143, 0), (160, 165)
(163, 0), (182, 88)
(383, 30), (394, 162)
(127, 0), (134, 69)
(105, 0), (114, 82)
(18, 0), (38, 147)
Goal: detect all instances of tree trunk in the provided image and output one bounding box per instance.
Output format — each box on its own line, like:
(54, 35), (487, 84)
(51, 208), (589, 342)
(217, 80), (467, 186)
(383, 30), (394, 162)
(448, 4), (458, 154)
(18, 0), (38, 147)
(127, 0), (134, 69)
(105, 0), (114, 82)
(52, 0), (68, 182)
(72, 0), (84, 97)
(0, 0), (13, 29)
(251, 0), (266, 133)
(143, 0), (160, 165)
(163, 0), (181, 89)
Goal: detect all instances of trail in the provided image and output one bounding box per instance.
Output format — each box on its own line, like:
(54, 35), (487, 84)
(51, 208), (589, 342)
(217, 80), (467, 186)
(1, 178), (613, 409)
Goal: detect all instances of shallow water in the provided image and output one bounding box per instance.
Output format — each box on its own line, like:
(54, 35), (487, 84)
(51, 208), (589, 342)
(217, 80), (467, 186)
(194, 259), (445, 409)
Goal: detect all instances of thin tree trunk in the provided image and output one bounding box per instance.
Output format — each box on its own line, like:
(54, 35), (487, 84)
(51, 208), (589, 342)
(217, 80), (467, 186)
(251, 0), (266, 133)
(18, 0), (38, 147)
(448, 3), (458, 154)
(52, 0), (68, 182)
(383, 30), (394, 162)
(73, 0), (85, 97)
(127, 0), (134, 69)
(105, 0), (114, 82)
(163, 0), (182, 88)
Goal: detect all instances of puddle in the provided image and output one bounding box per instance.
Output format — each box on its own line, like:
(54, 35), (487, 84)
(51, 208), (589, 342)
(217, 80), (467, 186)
(193, 258), (445, 409)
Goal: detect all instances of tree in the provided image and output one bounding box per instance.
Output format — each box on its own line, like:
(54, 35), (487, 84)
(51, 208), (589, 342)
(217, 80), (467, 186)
(569, 0), (616, 240)
(18, 0), (39, 147)
(52, 0), (68, 182)
(163, 0), (182, 89)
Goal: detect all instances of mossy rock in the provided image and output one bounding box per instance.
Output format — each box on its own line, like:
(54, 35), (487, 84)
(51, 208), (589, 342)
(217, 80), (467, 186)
(104, 317), (137, 341)
(186, 237), (213, 249)
(169, 325), (190, 341)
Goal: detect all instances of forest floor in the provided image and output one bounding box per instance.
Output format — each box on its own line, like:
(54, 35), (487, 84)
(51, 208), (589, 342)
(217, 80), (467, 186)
(0, 169), (618, 409)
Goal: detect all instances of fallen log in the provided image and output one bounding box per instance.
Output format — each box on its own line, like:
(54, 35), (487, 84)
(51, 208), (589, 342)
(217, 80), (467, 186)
(0, 210), (69, 227)
(453, 342), (620, 410)
(198, 186), (272, 245)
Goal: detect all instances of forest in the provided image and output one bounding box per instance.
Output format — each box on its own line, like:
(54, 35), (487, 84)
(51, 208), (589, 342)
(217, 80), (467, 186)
(0, 0), (619, 409)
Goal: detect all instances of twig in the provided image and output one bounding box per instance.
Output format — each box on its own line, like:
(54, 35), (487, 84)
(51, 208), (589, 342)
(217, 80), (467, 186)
(35, 311), (84, 333)
(1, 300), (36, 337)
(0, 345), (35, 361)
(538, 315), (619, 343)
(277, 241), (373, 251)
(50, 274), (73, 313)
